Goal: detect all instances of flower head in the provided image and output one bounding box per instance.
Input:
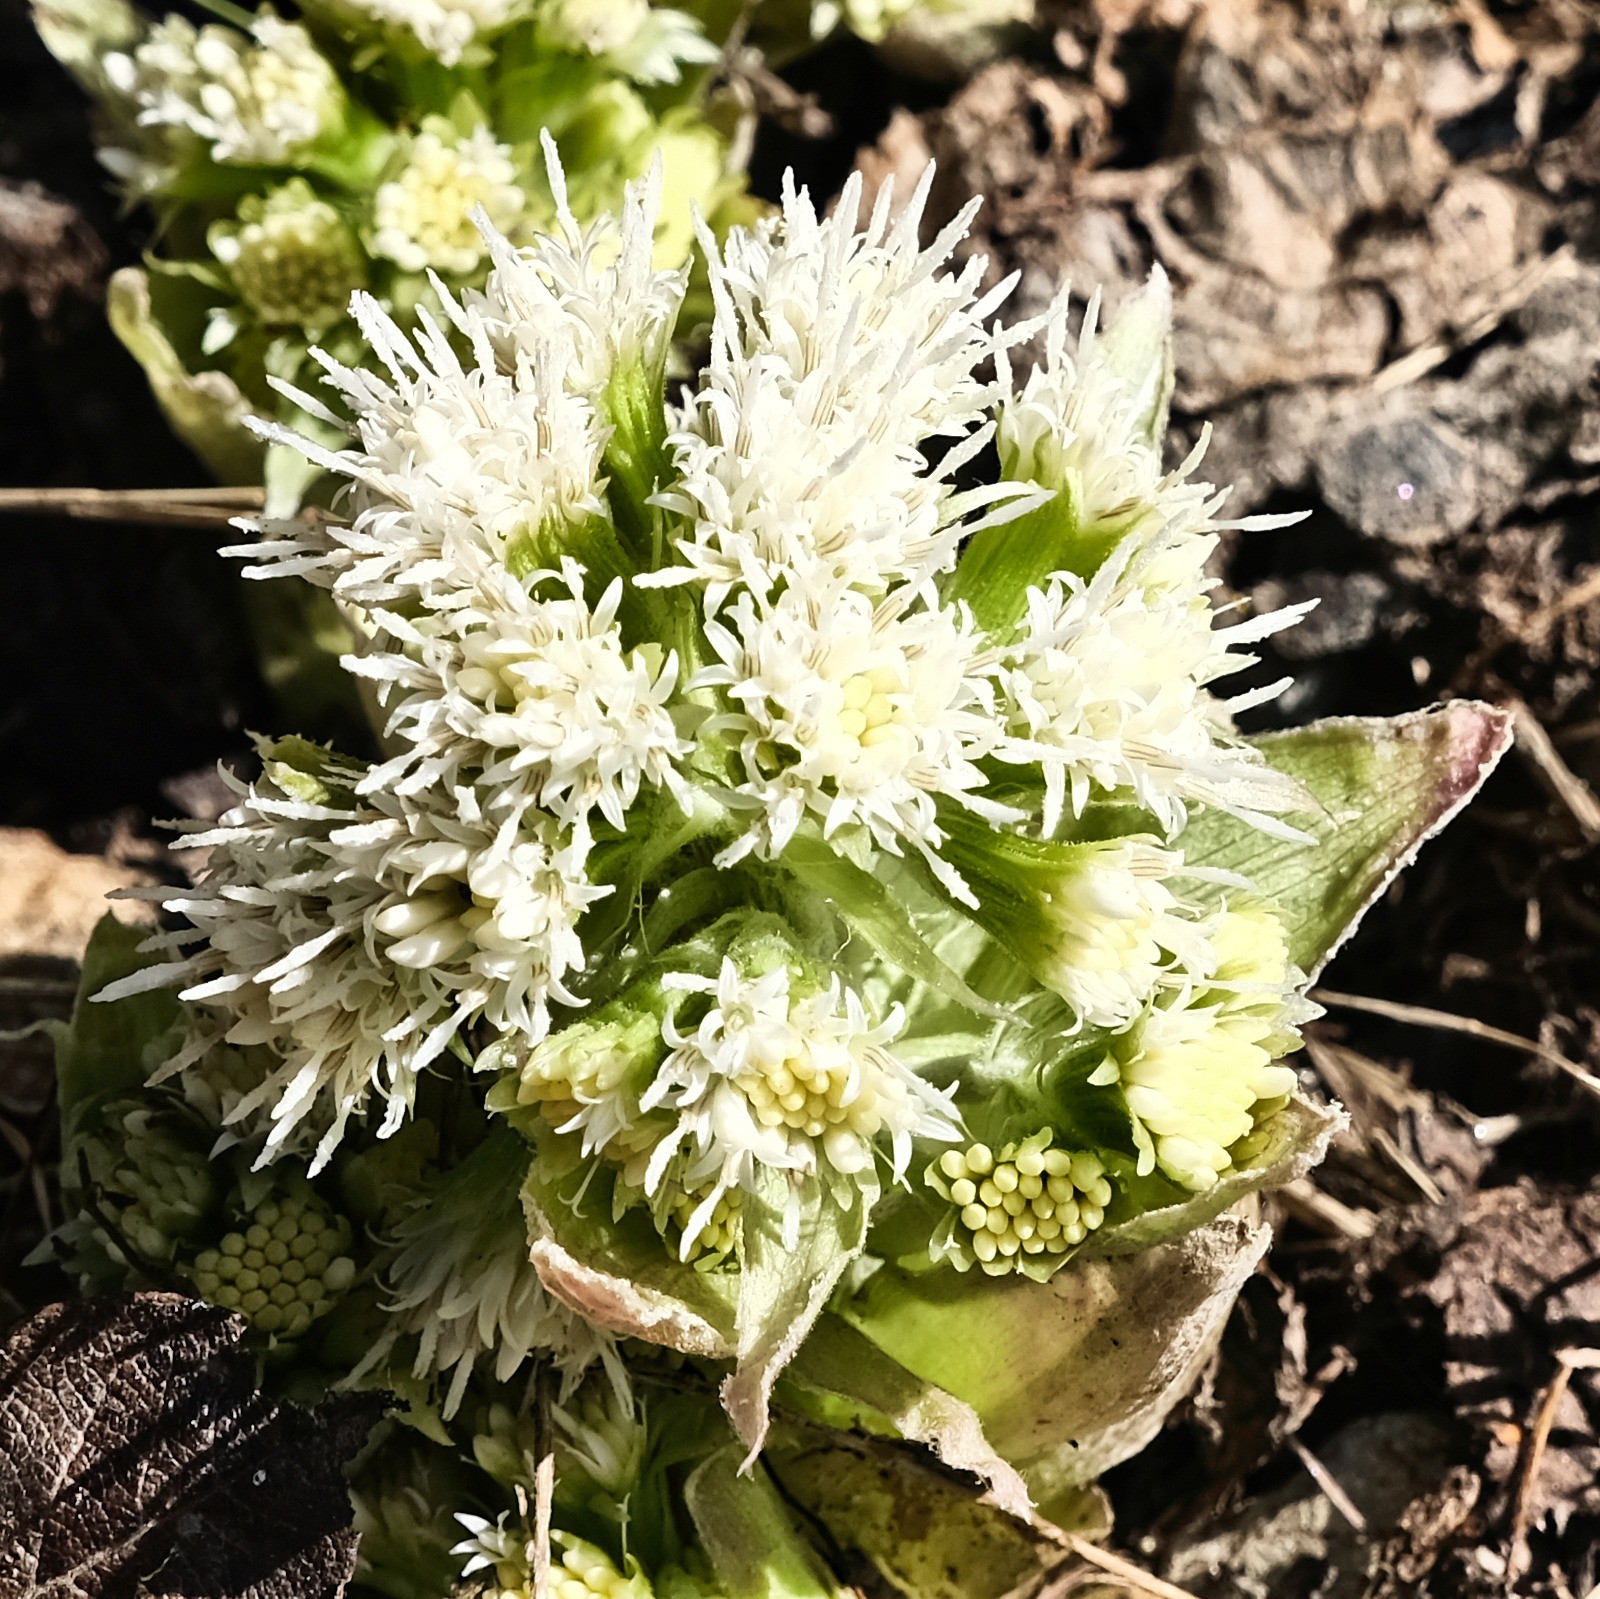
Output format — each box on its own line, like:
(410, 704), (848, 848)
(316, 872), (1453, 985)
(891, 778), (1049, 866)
(357, 1128), (615, 1416)
(1093, 903), (1311, 1190)
(97, 747), (606, 1171)
(210, 179), (365, 335)
(66, 1097), (216, 1273)
(942, 826), (1215, 1030)
(236, 292), (608, 612)
(104, 12), (343, 169)
(454, 1521), (650, 1599)
(995, 537), (1313, 838)
(641, 957), (959, 1238)
(372, 124), (525, 277)
(352, 560), (691, 849)
(650, 167), (1039, 608)
(541, 0), (718, 83)
(697, 577), (1016, 901)
(187, 1184), (358, 1339)
(459, 143), (690, 402)
(333, 0), (531, 65)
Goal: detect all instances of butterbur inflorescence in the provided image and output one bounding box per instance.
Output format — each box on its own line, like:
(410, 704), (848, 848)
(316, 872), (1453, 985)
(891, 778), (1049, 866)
(58, 140), (1511, 1599)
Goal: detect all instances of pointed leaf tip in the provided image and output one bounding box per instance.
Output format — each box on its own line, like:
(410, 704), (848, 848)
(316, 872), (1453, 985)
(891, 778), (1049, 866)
(1179, 701), (1512, 976)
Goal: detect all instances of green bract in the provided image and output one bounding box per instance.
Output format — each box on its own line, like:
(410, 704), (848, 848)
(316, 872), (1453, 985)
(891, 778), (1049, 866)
(46, 167), (1510, 1599)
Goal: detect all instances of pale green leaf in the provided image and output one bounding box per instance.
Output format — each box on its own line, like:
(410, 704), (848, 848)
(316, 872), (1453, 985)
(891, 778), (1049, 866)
(776, 838), (1010, 1022)
(765, 1432), (1094, 1599)
(1181, 703), (1512, 976)
(107, 267), (263, 485)
(778, 1315), (1032, 1516)
(519, 1122), (873, 1455)
(721, 1170), (872, 1461)
(1087, 1094), (1342, 1257)
(56, 915), (180, 1165)
(839, 1213), (1271, 1508)
(682, 1446), (849, 1599)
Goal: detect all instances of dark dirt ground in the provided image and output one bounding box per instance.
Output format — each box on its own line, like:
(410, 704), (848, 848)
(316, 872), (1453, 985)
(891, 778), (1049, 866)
(4, 0), (1600, 1594)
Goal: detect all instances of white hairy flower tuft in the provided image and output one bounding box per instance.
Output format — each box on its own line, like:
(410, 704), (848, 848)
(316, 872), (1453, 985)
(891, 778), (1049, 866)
(649, 168), (1042, 609)
(96, 754), (606, 1171)
(234, 292), (608, 611)
(371, 125), (525, 277)
(697, 576), (1017, 902)
(459, 140), (689, 402)
(996, 536), (1314, 839)
(336, 0), (530, 65)
(638, 958), (960, 1250)
(356, 1131), (613, 1417)
(104, 13), (342, 170)
(963, 835), (1216, 1031)
(541, 0), (719, 82)
(353, 560), (690, 848)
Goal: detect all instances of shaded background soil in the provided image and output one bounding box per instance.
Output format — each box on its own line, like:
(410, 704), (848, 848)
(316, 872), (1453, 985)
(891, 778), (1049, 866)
(4, 0), (1600, 1593)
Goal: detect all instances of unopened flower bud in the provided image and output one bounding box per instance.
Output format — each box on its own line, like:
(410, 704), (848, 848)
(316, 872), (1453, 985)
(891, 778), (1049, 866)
(928, 1130), (1111, 1278)
(211, 179), (365, 333)
(187, 1183), (358, 1339)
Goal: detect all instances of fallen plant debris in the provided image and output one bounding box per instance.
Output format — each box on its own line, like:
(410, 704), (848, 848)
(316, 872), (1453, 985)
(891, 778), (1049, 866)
(0, 1292), (377, 1599)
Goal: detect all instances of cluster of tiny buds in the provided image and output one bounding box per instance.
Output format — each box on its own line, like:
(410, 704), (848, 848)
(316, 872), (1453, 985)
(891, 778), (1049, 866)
(932, 1136), (1113, 1274)
(734, 1044), (902, 1143)
(188, 1192), (357, 1337)
(545, 1533), (645, 1599)
(665, 1183), (740, 1265)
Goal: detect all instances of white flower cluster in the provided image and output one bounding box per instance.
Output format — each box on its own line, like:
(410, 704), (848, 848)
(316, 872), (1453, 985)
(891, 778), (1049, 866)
(353, 1131), (617, 1415)
(122, 148), (1317, 1249)
(102, 750), (602, 1173)
(372, 124), (525, 276)
(510, 954), (960, 1259)
(331, 0), (716, 73)
(103, 11), (342, 184)
(1095, 902), (1315, 1190)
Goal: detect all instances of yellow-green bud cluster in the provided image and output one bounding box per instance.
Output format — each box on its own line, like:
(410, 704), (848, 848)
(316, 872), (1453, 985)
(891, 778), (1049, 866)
(79, 1101), (215, 1267)
(188, 1190), (357, 1338)
(465, 1526), (651, 1599)
(548, 1533), (650, 1599)
(663, 1181), (741, 1267)
(213, 179), (365, 330)
(513, 1016), (653, 1132)
(929, 1133), (1111, 1276)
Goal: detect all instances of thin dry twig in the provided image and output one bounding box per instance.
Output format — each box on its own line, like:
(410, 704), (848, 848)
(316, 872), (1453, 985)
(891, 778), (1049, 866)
(1287, 1436), (1368, 1532)
(1313, 989), (1600, 1103)
(0, 484), (264, 530)
(1505, 696), (1600, 845)
(1509, 1349), (1600, 1577)
(1279, 1177), (1377, 1241)
(532, 1364), (555, 1599)
(1062, 1534), (1204, 1599)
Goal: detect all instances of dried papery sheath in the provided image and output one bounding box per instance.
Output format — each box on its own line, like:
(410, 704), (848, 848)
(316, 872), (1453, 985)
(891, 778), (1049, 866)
(49, 139), (1513, 1586)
